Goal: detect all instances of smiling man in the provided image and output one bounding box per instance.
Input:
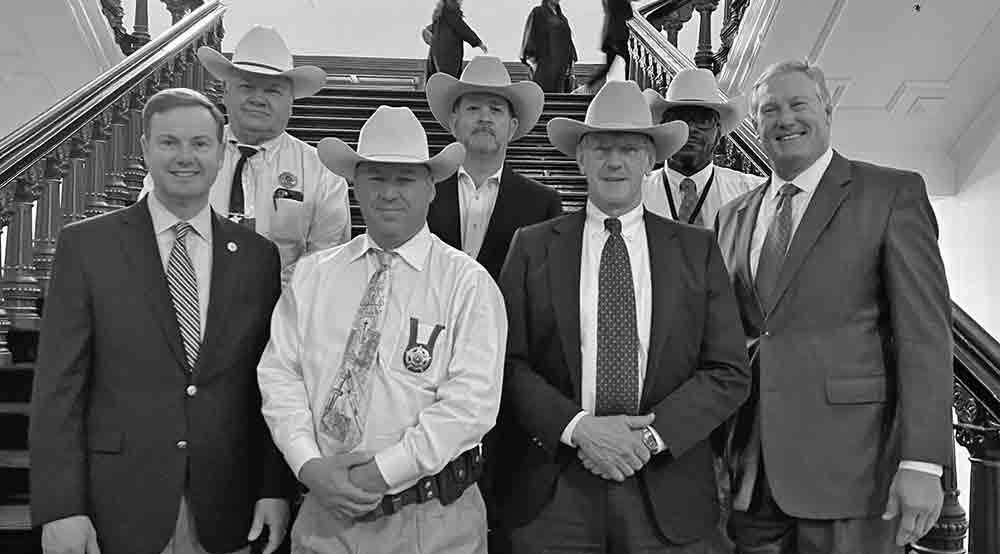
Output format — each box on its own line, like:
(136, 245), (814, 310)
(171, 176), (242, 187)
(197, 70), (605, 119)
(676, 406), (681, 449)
(257, 106), (507, 553)
(715, 60), (953, 554)
(496, 80), (749, 553)
(140, 25), (351, 284)
(30, 88), (296, 554)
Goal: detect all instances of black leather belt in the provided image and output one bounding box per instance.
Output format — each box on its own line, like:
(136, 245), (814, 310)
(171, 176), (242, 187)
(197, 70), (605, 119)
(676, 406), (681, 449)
(360, 446), (484, 522)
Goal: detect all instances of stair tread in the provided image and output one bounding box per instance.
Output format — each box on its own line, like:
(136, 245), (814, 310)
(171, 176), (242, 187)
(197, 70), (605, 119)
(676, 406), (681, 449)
(0, 504), (30, 531)
(0, 450), (29, 468)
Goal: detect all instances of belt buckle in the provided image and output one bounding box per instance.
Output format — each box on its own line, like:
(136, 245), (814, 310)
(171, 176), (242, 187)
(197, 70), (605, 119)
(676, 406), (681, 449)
(390, 494), (404, 514)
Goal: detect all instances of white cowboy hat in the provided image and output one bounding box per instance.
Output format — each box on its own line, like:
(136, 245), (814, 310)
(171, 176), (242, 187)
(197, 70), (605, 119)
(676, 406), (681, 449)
(317, 106), (466, 183)
(197, 25), (326, 99)
(642, 68), (747, 136)
(426, 56), (544, 141)
(547, 80), (689, 162)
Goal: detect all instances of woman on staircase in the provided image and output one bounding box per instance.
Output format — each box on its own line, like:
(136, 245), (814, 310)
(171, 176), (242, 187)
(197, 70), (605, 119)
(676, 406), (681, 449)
(520, 0), (578, 93)
(427, 0), (488, 80)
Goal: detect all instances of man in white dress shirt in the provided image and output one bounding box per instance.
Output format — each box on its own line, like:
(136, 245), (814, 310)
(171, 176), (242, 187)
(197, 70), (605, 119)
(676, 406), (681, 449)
(641, 68), (763, 227)
(140, 25), (351, 284)
(257, 105), (507, 554)
(496, 80), (749, 553)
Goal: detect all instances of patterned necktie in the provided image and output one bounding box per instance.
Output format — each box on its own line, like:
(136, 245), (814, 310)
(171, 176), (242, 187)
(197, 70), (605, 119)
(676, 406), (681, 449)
(755, 183), (801, 313)
(677, 177), (703, 226)
(321, 249), (394, 450)
(229, 145), (259, 217)
(166, 222), (200, 371)
(595, 217), (639, 416)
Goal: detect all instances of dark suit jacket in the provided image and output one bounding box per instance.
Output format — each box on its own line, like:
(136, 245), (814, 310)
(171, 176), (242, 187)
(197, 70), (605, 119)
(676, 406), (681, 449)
(430, 3), (482, 78)
(715, 152), (954, 519)
(495, 209), (749, 542)
(29, 198), (296, 554)
(428, 167), (563, 280)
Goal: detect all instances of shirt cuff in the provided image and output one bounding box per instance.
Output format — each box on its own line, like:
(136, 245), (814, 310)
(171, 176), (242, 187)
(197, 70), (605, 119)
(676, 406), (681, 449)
(899, 460), (943, 477)
(287, 437), (323, 479)
(561, 411), (588, 447)
(648, 426), (667, 455)
(375, 442), (418, 490)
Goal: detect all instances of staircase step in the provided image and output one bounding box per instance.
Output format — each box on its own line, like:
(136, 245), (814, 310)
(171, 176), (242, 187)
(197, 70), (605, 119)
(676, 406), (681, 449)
(0, 450), (28, 469)
(0, 504), (30, 531)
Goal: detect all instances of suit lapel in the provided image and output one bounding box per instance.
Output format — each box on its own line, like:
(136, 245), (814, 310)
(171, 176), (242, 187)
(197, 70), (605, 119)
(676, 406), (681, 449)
(549, 211), (585, 396)
(431, 176), (462, 250)
(770, 152), (852, 311)
(195, 213), (238, 374)
(642, 212), (679, 406)
(480, 167), (518, 262)
(118, 198), (187, 372)
(735, 182), (768, 320)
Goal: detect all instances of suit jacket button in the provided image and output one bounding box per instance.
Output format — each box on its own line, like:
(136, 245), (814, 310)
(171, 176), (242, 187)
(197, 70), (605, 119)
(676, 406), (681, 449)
(176, 440), (188, 449)
(186, 385), (197, 397)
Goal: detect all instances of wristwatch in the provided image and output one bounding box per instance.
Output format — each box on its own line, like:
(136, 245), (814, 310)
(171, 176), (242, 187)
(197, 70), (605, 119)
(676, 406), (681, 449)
(641, 426), (661, 455)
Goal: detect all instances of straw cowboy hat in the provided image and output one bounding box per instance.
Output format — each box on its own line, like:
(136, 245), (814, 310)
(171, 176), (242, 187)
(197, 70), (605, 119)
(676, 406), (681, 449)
(197, 25), (326, 99)
(317, 106), (466, 183)
(426, 56), (544, 141)
(547, 80), (689, 162)
(642, 68), (747, 136)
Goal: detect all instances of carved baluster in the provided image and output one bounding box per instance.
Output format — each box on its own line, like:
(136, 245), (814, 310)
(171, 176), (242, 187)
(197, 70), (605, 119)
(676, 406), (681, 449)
(716, 0), (750, 70)
(663, 4), (695, 48)
(954, 382), (997, 554)
(2, 164), (44, 330)
(33, 148), (66, 296)
(86, 115), (112, 217)
(124, 88), (148, 203)
(175, 47), (193, 90)
(162, 0), (189, 24)
(106, 102), (130, 208)
(204, 20), (227, 104)
(132, 0), (151, 52)
(693, 0), (720, 73)
(63, 130), (90, 225)
(191, 40), (206, 93)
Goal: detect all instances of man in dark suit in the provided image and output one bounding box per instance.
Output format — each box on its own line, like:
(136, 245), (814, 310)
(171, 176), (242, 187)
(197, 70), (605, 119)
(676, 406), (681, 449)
(426, 55), (563, 280)
(715, 60), (953, 553)
(29, 88), (296, 554)
(497, 80), (750, 553)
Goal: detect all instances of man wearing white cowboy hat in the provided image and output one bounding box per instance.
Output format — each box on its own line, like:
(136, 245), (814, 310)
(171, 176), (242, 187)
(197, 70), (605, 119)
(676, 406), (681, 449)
(641, 68), (764, 228)
(258, 105), (507, 553)
(426, 55), (562, 281)
(140, 25), (351, 285)
(496, 80), (749, 553)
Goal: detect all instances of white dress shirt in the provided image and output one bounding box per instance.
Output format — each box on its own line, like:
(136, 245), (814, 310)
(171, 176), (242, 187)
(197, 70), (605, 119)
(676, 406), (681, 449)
(750, 147), (941, 478)
(141, 126), (352, 285)
(642, 163), (763, 228)
(257, 225), (508, 493)
(559, 201), (665, 450)
(146, 191), (212, 339)
(456, 164), (502, 258)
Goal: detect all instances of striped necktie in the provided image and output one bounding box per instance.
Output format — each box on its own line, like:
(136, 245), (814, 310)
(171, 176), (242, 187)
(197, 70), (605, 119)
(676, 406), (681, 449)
(167, 221), (200, 371)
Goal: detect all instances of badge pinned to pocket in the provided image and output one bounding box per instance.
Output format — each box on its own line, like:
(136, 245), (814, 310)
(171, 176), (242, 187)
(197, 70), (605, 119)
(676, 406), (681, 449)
(273, 180), (304, 209)
(403, 317), (445, 373)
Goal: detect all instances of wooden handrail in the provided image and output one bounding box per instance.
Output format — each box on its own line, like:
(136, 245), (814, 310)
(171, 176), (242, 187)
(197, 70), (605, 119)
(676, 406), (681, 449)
(0, 0), (226, 190)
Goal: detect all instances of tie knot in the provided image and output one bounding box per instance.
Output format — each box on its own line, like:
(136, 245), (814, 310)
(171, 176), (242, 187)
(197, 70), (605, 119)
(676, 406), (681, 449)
(236, 145), (259, 159)
(679, 178), (697, 194)
(173, 221), (193, 240)
(373, 249), (394, 269)
(778, 183), (801, 198)
(604, 217), (622, 235)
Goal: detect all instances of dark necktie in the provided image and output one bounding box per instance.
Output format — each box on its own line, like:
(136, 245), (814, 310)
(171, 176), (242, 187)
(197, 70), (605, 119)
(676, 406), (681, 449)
(595, 217), (639, 416)
(755, 183), (801, 312)
(677, 177), (703, 226)
(229, 145), (259, 216)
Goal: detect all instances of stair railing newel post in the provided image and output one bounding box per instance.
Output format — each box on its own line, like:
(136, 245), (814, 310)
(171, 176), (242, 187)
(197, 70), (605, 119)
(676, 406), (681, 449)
(124, 87), (149, 204)
(951, 381), (999, 554)
(1, 164), (45, 331)
(106, 99), (131, 208)
(714, 0), (749, 70)
(62, 129), (91, 226)
(691, 0), (719, 73)
(85, 114), (113, 218)
(33, 149), (67, 297)
(132, 0), (151, 52)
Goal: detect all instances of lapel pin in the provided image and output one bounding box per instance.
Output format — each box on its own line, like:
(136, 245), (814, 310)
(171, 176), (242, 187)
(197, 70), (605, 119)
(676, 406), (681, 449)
(227, 241), (238, 253)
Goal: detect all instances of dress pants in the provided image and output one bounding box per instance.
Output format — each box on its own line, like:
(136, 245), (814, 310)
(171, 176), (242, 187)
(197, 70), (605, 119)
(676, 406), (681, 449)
(509, 461), (725, 554)
(160, 496), (251, 554)
(290, 483), (487, 554)
(728, 462), (903, 554)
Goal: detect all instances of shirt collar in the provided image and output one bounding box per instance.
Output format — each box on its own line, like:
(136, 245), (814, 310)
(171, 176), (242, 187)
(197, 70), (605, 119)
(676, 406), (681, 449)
(224, 125), (286, 163)
(351, 224), (432, 272)
(770, 147), (833, 198)
(457, 164), (504, 190)
(585, 199), (644, 241)
(146, 189), (213, 241)
(665, 163), (714, 191)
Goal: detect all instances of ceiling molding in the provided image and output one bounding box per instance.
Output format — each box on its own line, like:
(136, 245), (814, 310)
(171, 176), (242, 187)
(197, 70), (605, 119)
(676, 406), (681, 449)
(885, 80), (951, 116)
(825, 77), (852, 107)
(950, 85), (1000, 188)
(807, 0), (849, 62)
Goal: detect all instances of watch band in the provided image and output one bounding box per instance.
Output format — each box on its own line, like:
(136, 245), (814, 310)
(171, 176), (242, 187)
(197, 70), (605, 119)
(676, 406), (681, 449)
(641, 426), (659, 454)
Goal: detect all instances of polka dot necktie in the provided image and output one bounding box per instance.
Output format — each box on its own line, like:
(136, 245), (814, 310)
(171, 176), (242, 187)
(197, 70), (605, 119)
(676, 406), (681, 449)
(755, 183), (801, 313)
(677, 178), (704, 226)
(595, 217), (639, 416)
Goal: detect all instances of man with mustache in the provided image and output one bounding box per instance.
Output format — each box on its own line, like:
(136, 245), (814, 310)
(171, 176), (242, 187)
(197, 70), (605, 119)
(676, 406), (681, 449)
(141, 26), (351, 284)
(642, 69), (763, 228)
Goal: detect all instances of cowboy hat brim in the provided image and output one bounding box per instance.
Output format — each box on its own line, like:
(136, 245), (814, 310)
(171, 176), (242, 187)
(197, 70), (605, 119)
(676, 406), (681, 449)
(425, 73), (544, 141)
(642, 89), (747, 136)
(197, 47), (327, 99)
(317, 137), (466, 184)
(546, 118), (689, 163)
